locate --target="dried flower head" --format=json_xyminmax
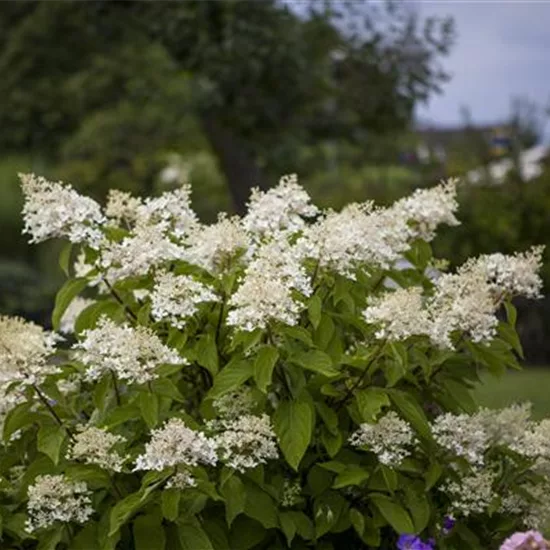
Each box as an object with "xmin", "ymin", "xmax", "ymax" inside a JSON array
[
  {"xmin": 20, "ymin": 173, "xmax": 104, "ymax": 247},
  {"xmin": 349, "ymin": 411, "xmax": 415, "ymax": 467},
  {"xmin": 26, "ymin": 475, "xmax": 93, "ymax": 532},
  {"xmin": 75, "ymin": 317, "xmax": 185, "ymax": 384},
  {"xmin": 135, "ymin": 418, "xmax": 217, "ymax": 472}
]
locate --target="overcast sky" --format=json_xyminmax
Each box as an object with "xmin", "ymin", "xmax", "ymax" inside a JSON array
[{"xmin": 415, "ymin": 0, "xmax": 550, "ymax": 135}]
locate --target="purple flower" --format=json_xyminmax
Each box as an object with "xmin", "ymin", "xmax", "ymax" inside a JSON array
[
  {"xmin": 397, "ymin": 534, "xmax": 435, "ymax": 550},
  {"xmin": 442, "ymin": 516, "xmax": 455, "ymax": 534},
  {"xmin": 500, "ymin": 531, "xmax": 547, "ymax": 550}
]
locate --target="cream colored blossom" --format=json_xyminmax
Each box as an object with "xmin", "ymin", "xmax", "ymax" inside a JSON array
[
  {"xmin": 350, "ymin": 411, "xmax": 415, "ymax": 467},
  {"xmin": 135, "ymin": 418, "xmax": 217, "ymax": 472},
  {"xmin": 75, "ymin": 317, "xmax": 185, "ymax": 384},
  {"xmin": 67, "ymin": 426, "xmax": 127, "ymax": 472},
  {"xmin": 183, "ymin": 214, "xmax": 250, "ymax": 274},
  {"xmin": 0, "ymin": 316, "xmax": 59, "ymax": 389},
  {"xmin": 243, "ymin": 174, "xmax": 318, "ymax": 239},
  {"xmin": 227, "ymin": 239, "xmax": 311, "ymax": 331},
  {"xmin": 150, "ymin": 271, "xmax": 218, "ymax": 328},
  {"xmin": 98, "ymin": 222, "xmax": 185, "ymax": 282},
  {"xmin": 105, "ymin": 189, "xmax": 142, "ymax": 226},
  {"xmin": 363, "ymin": 287, "xmax": 431, "ymax": 341},
  {"xmin": 212, "ymin": 413, "xmax": 279, "ymax": 472},
  {"xmin": 26, "ymin": 475, "xmax": 93, "ymax": 532},
  {"xmin": 20, "ymin": 173, "xmax": 104, "ymax": 247},
  {"xmin": 442, "ymin": 469, "xmax": 496, "ymax": 517},
  {"xmin": 391, "ymin": 178, "xmax": 460, "ymax": 241}
]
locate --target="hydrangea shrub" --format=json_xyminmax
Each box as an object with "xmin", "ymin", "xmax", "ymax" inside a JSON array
[{"xmin": 0, "ymin": 173, "xmax": 548, "ymax": 549}]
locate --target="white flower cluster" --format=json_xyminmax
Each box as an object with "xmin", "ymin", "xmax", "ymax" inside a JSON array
[
  {"xmin": 67, "ymin": 426, "xmax": 127, "ymax": 472},
  {"xmin": 59, "ymin": 296, "xmax": 94, "ymax": 334},
  {"xmin": 432, "ymin": 412, "xmax": 490, "ymax": 466},
  {"xmin": 243, "ymin": 174, "xmax": 318, "ymax": 239},
  {"xmin": 363, "ymin": 246, "xmax": 543, "ymax": 349},
  {"xmin": 182, "ymin": 214, "xmax": 250, "ymax": 274},
  {"xmin": 137, "ymin": 186, "xmax": 198, "ymax": 240},
  {"xmin": 20, "ymin": 173, "xmax": 104, "ymax": 247},
  {"xmin": 0, "ymin": 387, "xmax": 25, "ymax": 440},
  {"xmin": 363, "ymin": 287, "xmax": 431, "ymax": 341},
  {"xmin": 105, "ymin": 189, "xmax": 142, "ymax": 226},
  {"xmin": 98, "ymin": 222, "xmax": 185, "ymax": 282},
  {"xmin": 298, "ymin": 202, "xmax": 410, "ymax": 279},
  {"xmin": 465, "ymin": 246, "xmax": 545, "ymax": 300},
  {"xmin": 349, "ymin": 411, "xmax": 415, "ymax": 467},
  {"xmin": 442, "ymin": 469, "xmax": 496, "ymax": 517},
  {"xmin": 0, "ymin": 316, "xmax": 59, "ymax": 389},
  {"xmin": 391, "ymin": 178, "xmax": 460, "ymax": 241},
  {"xmin": 281, "ymin": 479, "xmax": 302, "ymax": 508},
  {"xmin": 75, "ymin": 317, "xmax": 185, "ymax": 384},
  {"xmin": 135, "ymin": 418, "xmax": 217, "ymax": 472},
  {"xmin": 26, "ymin": 475, "xmax": 94, "ymax": 532},
  {"xmin": 150, "ymin": 271, "xmax": 218, "ymax": 328},
  {"xmin": 212, "ymin": 413, "xmax": 279, "ymax": 473},
  {"xmin": 227, "ymin": 239, "xmax": 312, "ymax": 331}
]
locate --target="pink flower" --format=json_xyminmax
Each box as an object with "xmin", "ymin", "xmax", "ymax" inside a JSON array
[{"xmin": 500, "ymin": 531, "xmax": 547, "ymax": 550}]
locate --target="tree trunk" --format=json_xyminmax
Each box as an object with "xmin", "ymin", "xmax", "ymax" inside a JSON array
[{"xmin": 201, "ymin": 115, "xmax": 267, "ymax": 215}]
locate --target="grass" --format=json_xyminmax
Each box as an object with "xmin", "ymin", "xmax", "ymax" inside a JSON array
[{"xmin": 473, "ymin": 367, "xmax": 550, "ymax": 419}]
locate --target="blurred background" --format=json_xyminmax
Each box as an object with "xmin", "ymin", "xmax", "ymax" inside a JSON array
[{"xmin": 0, "ymin": 1, "xmax": 549, "ymax": 410}]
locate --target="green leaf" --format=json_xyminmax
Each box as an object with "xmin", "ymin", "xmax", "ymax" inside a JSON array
[
  {"xmin": 37, "ymin": 424, "xmax": 66, "ymax": 465},
  {"xmin": 279, "ymin": 512, "xmax": 297, "ymax": 546},
  {"xmin": 65, "ymin": 464, "xmax": 111, "ymax": 489},
  {"xmin": 109, "ymin": 485, "xmax": 157, "ymax": 536},
  {"xmin": 425, "ymin": 462, "xmax": 443, "ymax": 490},
  {"xmin": 439, "ymin": 378, "xmax": 476, "ymax": 413},
  {"xmin": 220, "ymin": 475, "xmax": 246, "ymax": 527},
  {"xmin": 229, "ymin": 517, "xmax": 266, "ymax": 550},
  {"xmin": 498, "ymin": 322, "xmax": 524, "ymax": 358},
  {"xmin": 178, "ymin": 517, "xmax": 214, "ymax": 550},
  {"xmin": 504, "ymin": 301, "xmax": 517, "ymax": 327},
  {"xmin": 133, "ymin": 514, "xmax": 166, "ymax": 550},
  {"xmin": 349, "ymin": 508, "xmax": 365, "ymax": 537},
  {"xmin": 253, "ymin": 345, "xmax": 279, "ymax": 393},
  {"xmin": 315, "ymin": 401, "xmax": 339, "ymax": 434},
  {"xmin": 71, "ymin": 522, "xmax": 100, "ymax": 550},
  {"xmin": 290, "ymin": 350, "xmax": 339, "ymax": 377},
  {"xmin": 196, "ymin": 334, "xmax": 219, "ymax": 376},
  {"xmin": 58, "ymin": 242, "xmax": 73, "ymax": 277},
  {"xmin": 314, "ymin": 491, "xmax": 347, "ymax": 537},
  {"xmin": 308, "ymin": 295, "xmax": 322, "ymax": 329},
  {"xmin": 273, "ymin": 398, "xmax": 314, "ymax": 470},
  {"xmin": 370, "ymin": 493, "xmax": 414, "ymax": 534},
  {"xmin": 208, "ymin": 359, "xmax": 254, "ymax": 399},
  {"xmin": 354, "ymin": 388, "xmax": 390, "ymax": 422},
  {"xmin": 242, "ymin": 481, "xmax": 278, "ymax": 529},
  {"xmin": 51, "ymin": 277, "xmax": 89, "ymax": 331},
  {"xmin": 389, "ymin": 390, "xmax": 432, "ymax": 440},
  {"xmin": 3, "ymin": 402, "xmax": 37, "ymax": 441},
  {"xmin": 74, "ymin": 300, "xmax": 122, "ymax": 334},
  {"xmin": 279, "ymin": 325, "xmax": 314, "ymax": 346},
  {"xmin": 37, "ymin": 526, "xmax": 63, "ymax": 550},
  {"xmin": 333, "ymin": 465, "xmax": 370, "ymax": 489},
  {"xmin": 321, "ymin": 428, "xmax": 343, "ymax": 458},
  {"xmin": 150, "ymin": 378, "xmax": 185, "ymax": 403},
  {"xmin": 102, "ymin": 403, "xmax": 141, "ymax": 429},
  {"xmin": 139, "ymin": 392, "xmax": 159, "ymax": 429},
  {"xmin": 403, "ymin": 483, "xmax": 431, "ymax": 533},
  {"xmin": 405, "ymin": 240, "xmax": 432, "ymax": 270},
  {"xmin": 314, "ymin": 315, "xmax": 335, "ymax": 349},
  {"xmin": 161, "ymin": 489, "xmax": 181, "ymax": 522}
]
